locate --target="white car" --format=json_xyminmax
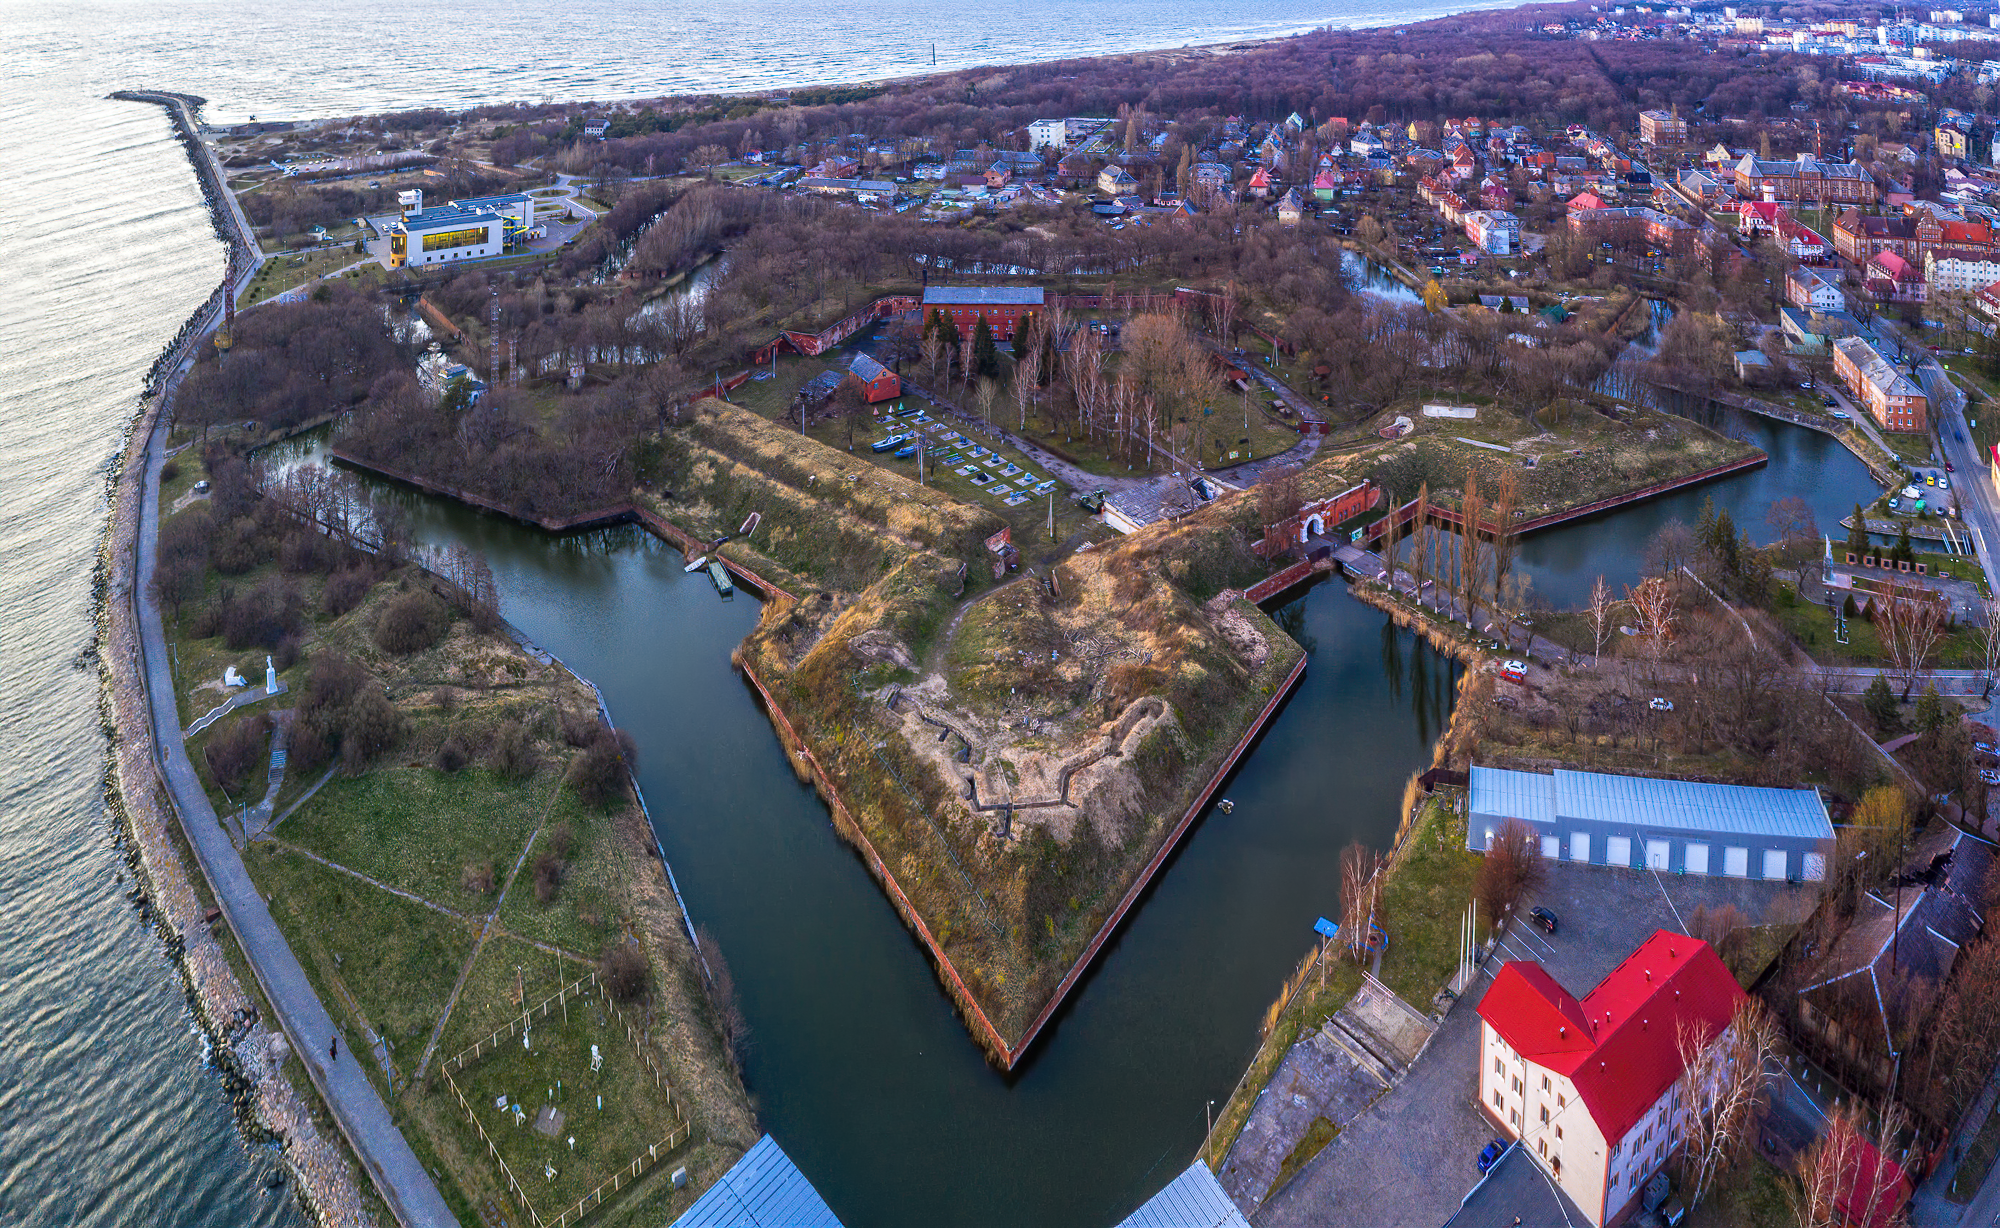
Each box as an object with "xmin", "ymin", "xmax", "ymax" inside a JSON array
[
  {"xmin": 1649, "ymin": 697, "xmax": 1674, "ymax": 712},
  {"xmin": 1903, "ymin": 485, "xmax": 1922, "ymax": 499},
  {"xmin": 1982, "ymin": 769, "xmax": 2000, "ymax": 787},
  {"xmin": 1500, "ymin": 659, "xmax": 1527, "ymax": 679}
]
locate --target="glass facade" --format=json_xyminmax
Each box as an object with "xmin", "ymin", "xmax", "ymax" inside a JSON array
[{"xmin": 420, "ymin": 226, "xmax": 489, "ymax": 253}]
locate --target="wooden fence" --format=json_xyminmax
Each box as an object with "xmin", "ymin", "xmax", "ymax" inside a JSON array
[{"xmin": 440, "ymin": 969, "xmax": 692, "ymax": 1228}]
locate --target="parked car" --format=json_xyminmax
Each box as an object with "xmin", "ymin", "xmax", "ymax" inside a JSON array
[
  {"xmin": 1926, "ymin": 475, "xmax": 1937, "ymax": 487},
  {"xmin": 1500, "ymin": 659, "xmax": 1527, "ymax": 680},
  {"xmin": 1822, "ymin": 397, "xmax": 1838, "ymax": 408},
  {"xmin": 1478, "ymin": 1140, "xmax": 1506, "ymax": 1175},
  {"xmin": 1982, "ymin": 769, "xmax": 2000, "ymax": 787},
  {"xmin": 1829, "ymin": 410, "xmax": 1850, "ymax": 420},
  {"xmin": 192, "ymin": 479, "xmax": 211, "ymax": 494},
  {"xmin": 1974, "ymin": 741, "xmax": 1996, "ymax": 756},
  {"xmin": 1947, "ymin": 460, "xmax": 1956, "ymax": 472},
  {"xmin": 1649, "ymin": 697, "xmax": 1674, "ymax": 712},
  {"xmin": 1531, "ymin": 907, "xmax": 1560, "ymax": 935},
  {"xmin": 1904, "ymin": 485, "xmax": 1922, "ymax": 499}
]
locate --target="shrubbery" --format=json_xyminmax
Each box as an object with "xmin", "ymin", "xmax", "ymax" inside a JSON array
[{"xmin": 374, "ymin": 589, "xmax": 450, "ymax": 654}]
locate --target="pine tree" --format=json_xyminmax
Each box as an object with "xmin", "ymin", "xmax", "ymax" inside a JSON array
[
  {"xmin": 1863, "ymin": 675, "xmax": 1900, "ymax": 736},
  {"xmin": 1847, "ymin": 502, "xmax": 1869, "ymax": 559},
  {"xmin": 1895, "ymin": 522, "xmax": 1915, "ymax": 565},
  {"xmin": 973, "ymin": 315, "xmax": 998, "ymax": 378}
]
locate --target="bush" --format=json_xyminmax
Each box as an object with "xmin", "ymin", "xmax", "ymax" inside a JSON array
[
  {"xmin": 599, "ymin": 943, "xmax": 648, "ymax": 1003},
  {"xmin": 567, "ymin": 728, "xmax": 633, "ymax": 809},
  {"xmin": 373, "ymin": 590, "xmax": 450, "ymax": 655},
  {"xmin": 549, "ymin": 821, "xmax": 576, "ymax": 860},
  {"xmin": 279, "ymin": 525, "xmax": 342, "ymax": 574},
  {"xmin": 489, "ymin": 720, "xmax": 538, "ymax": 782},
  {"xmin": 434, "ymin": 734, "xmax": 468, "ymax": 773},
  {"xmin": 161, "ymin": 459, "xmax": 181, "ymax": 482},
  {"xmin": 532, "ymin": 850, "xmax": 564, "ymax": 903},
  {"xmin": 204, "ymin": 713, "xmax": 272, "ymax": 795},
  {"xmin": 321, "ymin": 567, "xmax": 375, "ymax": 617},
  {"xmin": 273, "ymin": 634, "xmax": 302, "ymax": 672},
  {"xmin": 221, "ymin": 577, "xmax": 304, "ymax": 649},
  {"xmin": 560, "ymin": 708, "xmax": 600, "ymax": 748},
  {"xmin": 211, "ymin": 515, "xmax": 268, "ymax": 576}
]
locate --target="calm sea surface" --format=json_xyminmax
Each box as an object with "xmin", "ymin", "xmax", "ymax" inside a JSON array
[{"xmin": 0, "ymin": 4, "xmax": 1880, "ymax": 1225}]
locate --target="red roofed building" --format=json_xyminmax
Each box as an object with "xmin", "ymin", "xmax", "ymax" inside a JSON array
[{"xmin": 1478, "ymin": 930, "xmax": 1747, "ymax": 1227}]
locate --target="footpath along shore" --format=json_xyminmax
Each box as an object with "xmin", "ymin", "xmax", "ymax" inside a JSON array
[{"xmin": 106, "ymin": 89, "xmax": 456, "ymax": 1227}]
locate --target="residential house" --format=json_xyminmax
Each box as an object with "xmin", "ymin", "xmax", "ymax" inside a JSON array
[
  {"xmin": 1833, "ymin": 202, "xmax": 2000, "ymax": 263},
  {"xmin": 1259, "ymin": 135, "xmax": 1287, "ymax": 172},
  {"xmin": 1791, "ymin": 826, "xmax": 1994, "ymax": 1105},
  {"xmin": 1311, "ymin": 169, "xmax": 1341, "ymax": 202},
  {"xmin": 1097, "ymin": 165, "xmax": 1137, "ymax": 196},
  {"xmin": 1865, "ymin": 249, "xmax": 1926, "ymax": 302},
  {"xmin": 1938, "ymin": 123, "xmax": 1970, "ymax": 160},
  {"xmin": 1787, "ymin": 266, "xmax": 1846, "ymax": 311},
  {"xmin": 1246, "ymin": 167, "xmax": 1273, "ymax": 199},
  {"xmin": 1478, "ymin": 930, "xmax": 1746, "ymax": 1228},
  {"xmin": 1833, "ymin": 334, "xmax": 1929, "ymax": 431},
  {"xmin": 1275, "ymin": 188, "xmax": 1304, "ymax": 226},
  {"xmin": 1638, "ymin": 109, "xmax": 1689, "ymax": 144},
  {"xmin": 1925, "ymin": 246, "xmax": 2000, "ymax": 292},
  {"xmin": 1465, "ymin": 210, "xmax": 1520, "ymax": 254}
]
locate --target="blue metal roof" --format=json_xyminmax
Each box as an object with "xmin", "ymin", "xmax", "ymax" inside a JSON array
[
  {"xmin": 450, "ymin": 192, "xmax": 532, "ymax": 210},
  {"xmin": 1116, "ymin": 1161, "xmax": 1250, "ymax": 1228},
  {"xmin": 922, "ymin": 286, "xmax": 1046, "ymax": 306},
  {"xmin": 847, "ymin": 352, "xmax": 892, "ymax": 382},
  {"xmin": 670, "ymin": 1135, "xmax": 843, "ymax": 1228},
  {"xmin": 398, "ymin": 205, "xmax": 503, "ymax": 234},
  {"xmin": 1555, "ymin": 769, "xmax": 1831, "ymax": 840},
  {"xmin": 1468, "ymin": 766, "xmax": 1553, "ymax": 828},
  {"xmin": 1469, "ymin": 765, "xmax": 1831, "ymax": 842}
]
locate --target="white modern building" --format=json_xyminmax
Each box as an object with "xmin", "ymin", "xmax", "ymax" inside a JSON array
[
  {"xmin": 1465, "ymin": 209, "xmax": 1521, "ymax": 254},
  {"xmin": 1028, "ymin": 119, "xmax": 1069, "ymax": 152},
  {"xmin": 390, "ymin": 203, "xmax": 505, "ymax": 268},
  {"xmin": 1468, "ymin": 765, "xmax": 1831, "ymax": 881}
]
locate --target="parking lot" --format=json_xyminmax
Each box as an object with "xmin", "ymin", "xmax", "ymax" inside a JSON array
[{"xmin": 1254, "ymin": 861, "xmax": 1795, "ymax": 1227}]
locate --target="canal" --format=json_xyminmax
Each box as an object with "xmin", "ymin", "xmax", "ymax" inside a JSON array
[
  {"xmin": 277, "ymin": 443, "xmax": 1459, "ymax": 1226},
  {"xmin": 270, "ymin": 382, "xmax": 1885, "ymax": 1224}
]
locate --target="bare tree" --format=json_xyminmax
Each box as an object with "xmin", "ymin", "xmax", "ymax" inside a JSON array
[
  {"xmin": 1338, "ymin": 841, "xmax": 1383, "ymax": 963},
  {"xmin": 1589, "ymin": 574, "xmax": 1614, "ymax": 667},
  {"xmin": 1786, "ymin": 1101, "xmax": 1910, "ymax": 1228},
  {"xmin": 1257, "ymin": 466, "xmax": 1304, "ymax": 560},
  {"xmin": 1980, "ymin": 595, "xmax": 2000, "ymax": 701},
  {"xmin": 975, "ymin": 375, "xmax": 999, "ymax": 424},
  {"xmin": 1011, "ymin": 360, "xmax": 1034, "ymax": 433},
  {"xmin": 1627, "ymin": 576, "xmax": 1679, "ymax": 680},
  {"xmin": 1490, "ymin": 469, "xmax": 1522, "ymax": 647},
  {"xmin": 1474, "ymin": 816, "xmax": 1546, "ymax": 928},
  {"xmin": 1877, "ymin": 580, "xmax": 1948, "ymax": 700},
  {"xmin": 1676, "ymin": 996, "xmax": 1780, "ymax": 1211}
]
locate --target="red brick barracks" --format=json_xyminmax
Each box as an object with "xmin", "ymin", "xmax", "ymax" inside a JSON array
[{"xmin": 922, "ymin": 286, "xmax": 1045, "ymax": 340}]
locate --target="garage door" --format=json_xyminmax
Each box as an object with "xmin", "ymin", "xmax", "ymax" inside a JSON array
[
  {"xmin": 1541, "ymin": 836, "xmax": 1562, "ymax": 860},
  {"xmin": 1763, "ymin": 849, "xmax": 1789, "ymax": 881},
  {"xmin": 1646, "ymin": 840, "xmax": 1671, "ymax": 870},
  {"xmin": 1685, "ymin": 843, "xmax": 1710, "ymax": 875},
  {"xmin": 1724, "ymin": 847, "xmax": 1750, "ymax": 878},
  {"xmin": 1570, "ymin": 832, "xmax": 1591, "ymax": 862},
  {"xmin": 1606, "ymin": 836, "xmax": 1632, "ymax": 867},
  {"xmin": 1802, "ymin": 852, "xmax": 1826, "ymax": 882}
]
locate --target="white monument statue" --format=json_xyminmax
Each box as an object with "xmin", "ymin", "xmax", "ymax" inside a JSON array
[
  {"xmin": 264, "ymin": 654, "xmax": 277, "ymax": 695},
  {"xmin": 590, "ymin": 1044, "xmax": 603, "ymax": 1072}
]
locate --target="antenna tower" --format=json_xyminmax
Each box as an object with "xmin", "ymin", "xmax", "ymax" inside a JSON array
[{"xmin": 489, "ymin": 288, "xmax": 502, "ymax": 388}]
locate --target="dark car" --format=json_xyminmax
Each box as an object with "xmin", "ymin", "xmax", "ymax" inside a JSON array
[
  {"xmin": 1478, "ymin": 1139, "xmax": 1506, "ymax": 1175},
  {"xmin": 1531, "ymin": 906, "xmax": 1560, "ymax": 935}
]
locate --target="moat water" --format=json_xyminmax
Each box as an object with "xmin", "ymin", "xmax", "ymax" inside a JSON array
[{"xmin": 2, "ymin": 9, "xmax": 1894, "ymax": 1224}]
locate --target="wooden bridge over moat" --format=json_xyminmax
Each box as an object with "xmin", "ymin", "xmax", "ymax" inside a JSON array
[{"xmin": 1243, "ymin": 451, "xmax": 1768, "ymax": 605}]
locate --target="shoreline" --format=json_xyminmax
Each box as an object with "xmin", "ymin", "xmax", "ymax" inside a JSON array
[{"xmin": 104, "ymin": 89, "xmax": 375, "ymax": 1228}]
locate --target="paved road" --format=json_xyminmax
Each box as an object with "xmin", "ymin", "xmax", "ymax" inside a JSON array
[
  {"xmin": 135, "ymin": 408, "xmax": 458, "ymax": 1228},
  {"xmin": 1870, "ymin": 320, "xmax": 2000, "ymax": 595},
  {"xmin": 139, "ymin": 103, "xmax": 459, "ymax": 1228}
]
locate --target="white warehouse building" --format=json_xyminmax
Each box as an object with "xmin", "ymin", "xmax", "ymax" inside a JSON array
[{"xmin": 1467, "ymin": 765, "xmax": 1831, "ymax": 881}]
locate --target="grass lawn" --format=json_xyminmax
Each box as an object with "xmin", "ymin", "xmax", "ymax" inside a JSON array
[
  {"xmin": 281, "ymin": 766, "xmax": 562, "ymax": 909},
  {"xmin": 253, "ymin": 845, "xmax": 477, "ymax": 1073},
  {"xmin": 242, "ymin": 245, "xmax": 372, "ymax": 306},
  {"xmin": 1881, "ymin": 430, "xmax": 1937, "ymax": 466},
  {"xmin": 497, "ymin": 788, "xmax": 624, "ymax": 957},
  {"xmin": 1766, "ymin": 582, "xmax": 1990, "ymax": 666},
  {"xmin": 1690, "ymin": 1157, "xmax": 1793, "ymax": 1228}
]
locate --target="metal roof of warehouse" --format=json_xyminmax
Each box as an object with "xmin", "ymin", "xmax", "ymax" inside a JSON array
[
  {"xmin": 1116, "ymin": 1160, "xmax": 1250, "ymax": 1228},
  {"xmin": 670, "ymin": 1135, "xmax": 843, "ymax": 1228},
  {"xmin": 921, "ymin": 286, "xmax": 1046, "ymax": 305},
  {"xmin": 1470, "ymin": 765, "xmax": 1832, "ymax": 840}
]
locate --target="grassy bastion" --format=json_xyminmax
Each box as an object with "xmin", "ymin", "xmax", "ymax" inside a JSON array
[{"xmin": 640, "ymin": 403, "xmax": 1308, "ymax": 1065}]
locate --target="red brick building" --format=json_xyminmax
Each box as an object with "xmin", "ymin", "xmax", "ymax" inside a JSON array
[
  {"xmin": 922, "ymin": 286, "xmax": 1045, "ymax": 341},
  {"xmin": 844, "ymin": 352, "xmax": 901, "ymax": 403}
]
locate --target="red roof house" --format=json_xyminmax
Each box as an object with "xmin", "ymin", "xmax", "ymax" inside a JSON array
[{"xmin": 1478, "ymin": 929, "xmax": 1746, "ymax": 1227}]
